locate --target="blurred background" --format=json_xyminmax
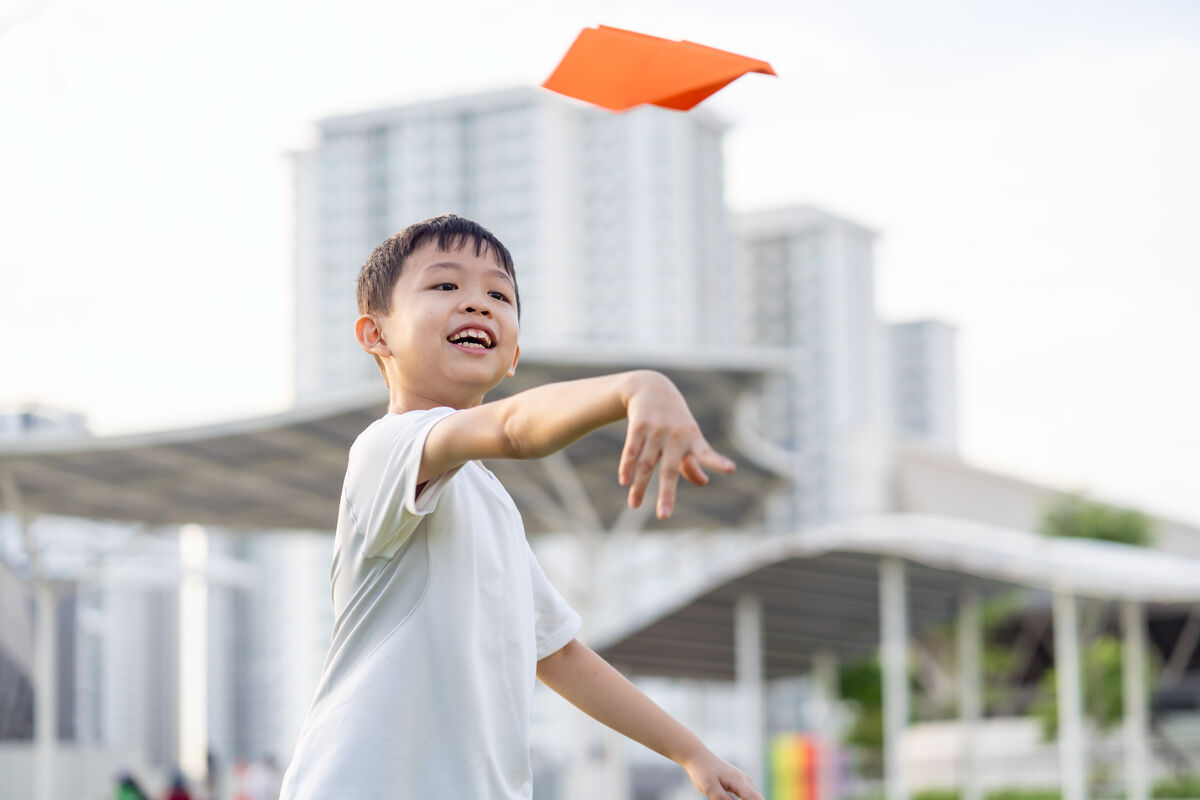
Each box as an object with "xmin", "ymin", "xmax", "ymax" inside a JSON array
[{"xmin": 1, "ymin": 1, "xmax": 1199, "ymax": 799}]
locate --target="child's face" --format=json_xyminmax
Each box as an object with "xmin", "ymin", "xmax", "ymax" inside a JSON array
[{"xmin": 377, "ymin": 241, "xmax": 520, "ymax": 407}]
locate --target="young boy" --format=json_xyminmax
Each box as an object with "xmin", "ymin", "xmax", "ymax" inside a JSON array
[{"xmin": 279, "ymin": 215, "xmax": 762, "ymax": 800}]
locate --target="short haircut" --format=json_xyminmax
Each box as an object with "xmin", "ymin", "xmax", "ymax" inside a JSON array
[{"xmin": 357, "ymin": 214, "xmax": 520, "ymax": 382}]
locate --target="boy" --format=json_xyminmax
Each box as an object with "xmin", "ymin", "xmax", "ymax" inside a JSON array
[{"xmin": 280, "ymin": 215, "xmax": 762, "ymax": 800}]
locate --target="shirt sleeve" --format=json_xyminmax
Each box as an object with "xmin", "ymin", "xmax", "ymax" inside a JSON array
[
  {"xmin": 345, "ymin": 407, "xmax": 463, "ymax": 559},
  {"xmin": 526, "ymin": 542, "xmax": 582, "ymax": 660}
]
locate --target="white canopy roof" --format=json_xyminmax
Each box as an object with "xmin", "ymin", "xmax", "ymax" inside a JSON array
[
  {"xmin": 806, "ymin": 514, "xmax": 1200, "ymax": 604},
  {"xmin": 0, "ymin": 347, "xmax": 789, "ymax": 534},
  {"xmin": 592, "ymin": 513, "xmax": 1200, "ymax": 679}
]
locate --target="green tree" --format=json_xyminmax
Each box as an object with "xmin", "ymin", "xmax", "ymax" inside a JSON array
[
  {"xmin": 839, "ymin": 658, "xmax": 884, "ymax": 751},
  {"xmin": 1032, "ymin": 634, "xmax": 1131, "ymax": 739},
  {"xmin": 1040, "ymin": 494, "xmax": 1155, "ymax": 547}
]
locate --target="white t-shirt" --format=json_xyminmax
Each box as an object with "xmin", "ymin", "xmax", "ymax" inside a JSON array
[{"xmin": 280, "ymin": 407, "xmax": 581, "ymax": 800}]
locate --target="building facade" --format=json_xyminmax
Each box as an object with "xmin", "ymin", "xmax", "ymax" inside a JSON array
[
  {"xmin": 732, "ymin": 206, "xmax": 892, "ymax": 527},
  {"xmin": 292, "ymin": 87, "xmax": 733, "ymax": 398},
  {"xmin": 888, "ymin": 319, "xmax": 959, "ymax": 452}
]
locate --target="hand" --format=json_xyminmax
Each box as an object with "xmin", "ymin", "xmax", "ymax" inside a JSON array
[
  {"xmin": 682, "ymin": 749, "xmax": 763, "ymax": 800},
  {"xmin": 618, "ymin": 371, "xmax": 735, "ymax": 519}
]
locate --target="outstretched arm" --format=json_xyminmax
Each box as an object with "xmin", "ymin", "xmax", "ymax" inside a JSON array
[
  {"xmin": 537, "ymin": 639, "xmax": 763, "ymax": 800},
  {"xmin": 419, "ymin": 370, "xmax": 734, "ymax": 519}
]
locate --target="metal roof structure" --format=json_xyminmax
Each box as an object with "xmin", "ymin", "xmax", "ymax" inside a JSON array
[
  {"xmin": 0, "ymin": 347, "xmax": 790, "ymax": 534},
  {"xmin": 587, "ymin": 513, "xmax": 1200, "ymax": 800},
  {"xmin": 592, "ymin": 514, "xmax": 1200, "ymax": 680}
]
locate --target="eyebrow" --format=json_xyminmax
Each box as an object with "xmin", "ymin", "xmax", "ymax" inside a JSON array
[{"xmin": 423, "ymin": 260, "xmax": 515, "ymax": 288}]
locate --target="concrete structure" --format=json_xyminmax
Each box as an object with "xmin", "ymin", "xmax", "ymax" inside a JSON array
[
  {"xmin": 888, "ymin": 320, "xmax": 958, "ymax": 451},
  {"xmin": 230, "ymin": 530, "xmax": 333, "ymax": 763},
  {"xmin": 292, "ymin": 87, "xmax": 733, "ymax": 398},
  {"xmin": 0, "ymin": 408, "xmax": 87, "ymax": 754},
  {"xmin": 0, "ymin": 406, "xmax": 88, "ymax": 441},
  {"xmin": 893, "ymin": 441, "xmax": 1200, "ymax": 558},
  {"xmin": 733, "ymin": 205, "xmax": 891, "ymax": 528}
]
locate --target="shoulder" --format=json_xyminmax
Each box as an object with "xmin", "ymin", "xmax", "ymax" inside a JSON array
[{"xmin": 351, "ymin": 408, "xmax": 456, "ymax": 455}]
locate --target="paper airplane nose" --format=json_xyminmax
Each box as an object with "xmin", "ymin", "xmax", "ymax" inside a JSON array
[{"xmin": 542, "ymin": 25, "xmax": 776, "ymax": 112}]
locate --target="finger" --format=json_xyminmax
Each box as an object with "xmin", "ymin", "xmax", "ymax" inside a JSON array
[
  {"xmin": 680, "ymin": 452, "xmax": 710, "ymax": 486},
  {"xmin": 618, "ymin": 422, "xmax": 646, "ymax": 487},
  {"xmin": 697, "ymin": 442, "xmax": 736, "ymax": 474},
  {"xmin": 655, "ymin": 442, "xmax": 686, "ymax": 519},
  {"xmin": 705, "ymin": 784, "xmax": 734, "ymax": 800},
  {"xmin": 724, "ymin": 775, "xmax": 763, "ymax": 800},
  {"xmin": 627, "ymin": 434, "xmax": 663, "ymax": 509}
]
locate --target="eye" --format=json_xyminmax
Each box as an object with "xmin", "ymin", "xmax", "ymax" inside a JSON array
[
  {"xmin": 433, "ymin": 282, "xmax": 457, "ymax": 291},
  {"xmin": 488, "ymin": 291, "xmax": 510, "ymax": 302}
]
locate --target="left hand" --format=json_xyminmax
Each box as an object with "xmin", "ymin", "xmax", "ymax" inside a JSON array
[{"xmin": 682, "ymin": 749, "xmax": 763, "ymax": 800}]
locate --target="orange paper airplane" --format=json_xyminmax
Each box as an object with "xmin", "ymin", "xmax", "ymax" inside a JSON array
[{"xmin": 542, "ymin": 25, "xmax": 776, "ymax": 112}]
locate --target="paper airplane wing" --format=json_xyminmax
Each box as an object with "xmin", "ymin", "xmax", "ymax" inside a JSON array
[{"xmin": 542, "ymin": 25, "xmax": 775, "ymax": 112}]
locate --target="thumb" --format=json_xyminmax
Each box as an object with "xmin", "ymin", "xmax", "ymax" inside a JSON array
[{"xmin": 701, "ymin": 781, "xmax": 735, "ymax": 800}]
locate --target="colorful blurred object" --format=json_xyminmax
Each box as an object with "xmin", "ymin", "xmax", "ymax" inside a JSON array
[
  {"xmin": 542, "ymin": 25, "xmax": 775, "ymax": 112},
  {"xmin": 769, "ymin": 733, "xmax": 823, "ymax": 800}
]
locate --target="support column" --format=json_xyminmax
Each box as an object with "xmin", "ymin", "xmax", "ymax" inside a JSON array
[
  {"xmin": 1053, "ymin": 589, "xmax": 1086, "ymax": 800},
  {"xmin": 179, "ymin": 524, "xmax": 208, "ymax": 783},
  {"xmin": 813, "ymin": 649, "xmax": 839, "ymax": 800},
  {"xmin": 880, "ymin": 558, "xmax": 909, "ymax": 800},
  {"xmin": 1121, "ymin": 600, "xmax": 1149, "ymax": 800},
  {"xmin": 34, "ymin": 578, "xmax": 56, "ymax": 800},
  {"xmin": 3, "ymin": 466, "xmax": 54, "ymax": 800},
  {"xmin": 958, "ymin": 590, "xmax": 983, "ymax": 800},
  {"xmin": 736, "ymin": 593, "xmax": 765, "ymax": 790}
]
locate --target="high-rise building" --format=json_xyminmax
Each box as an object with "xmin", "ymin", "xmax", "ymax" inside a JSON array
[
  {"xmin": 231, "ymin": 530, "xmax": 334, "ymax": 763},
  {"xmin": 732, "ymin": 205, "xmax": 891, "ymax": 527},
  {"xmin": 0, "ymin": 407, "xmax": 87, "ymax": 742},
  {"xmin": 0, "ymin": 405, "xmax": 88, "ymax": 440},
  {"xmin": 888, "ymin": 320, "xmax": 959, "ymax": 452},
  {"xmin": 292, "ymin": 87, "xmax": 732, "ymax": 398}
]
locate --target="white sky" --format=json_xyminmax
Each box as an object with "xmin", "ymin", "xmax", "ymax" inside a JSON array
[{"xmin": 1, "ymin": 0, "xmax": 1198, "ymax": 524}]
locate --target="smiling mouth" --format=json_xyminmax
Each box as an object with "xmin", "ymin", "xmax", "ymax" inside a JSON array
[{"xmin": 447, "ymin": 328, "xmax": 494, "ymax": 349}]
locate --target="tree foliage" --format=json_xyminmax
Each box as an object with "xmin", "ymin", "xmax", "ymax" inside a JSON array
[
  {"xmin": 1040, "ymin": 494, "xmax": 1155, "ymax": 547},
  {"xmin": 1032, "ymin": 634, "xmax": 1132, "ymax": 739},
  {"xmin": 838, "ymin": 658, "xmax": 884, "ymax": 750}
]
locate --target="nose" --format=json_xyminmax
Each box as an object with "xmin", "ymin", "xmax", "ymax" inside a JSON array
[{"xmin": 461, "ymin": 295, "xmax": 493, "ymax": 317}]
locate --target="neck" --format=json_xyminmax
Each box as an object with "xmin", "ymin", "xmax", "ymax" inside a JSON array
[{"xmin": 386, "ymin": 383, "xmax": 485, "ymax": 415}]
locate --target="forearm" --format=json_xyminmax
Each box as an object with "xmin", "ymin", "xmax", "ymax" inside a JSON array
[
  {"xmin": 537, "ymin": 639, "xmax": 708, "ymax": 767},
  {"xmin": 419, "ymin": 370, "xmax": 670, "ymax": 484},
  {"xmin": 495, "ymin": 370, "xmax": 649, "ymax": 459},
  {"xmin": 420, "ymin": 367, "xmax": 731, "ymax": 517}
]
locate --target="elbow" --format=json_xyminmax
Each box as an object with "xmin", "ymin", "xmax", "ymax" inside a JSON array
[
  {"xmin": 499, "ymin": 402, "xmax": 555, "ymax": 461},
  {"xmin": 499, "ymin": 407, "xmax": 533, "ymax": 460},
  {"xmin": 536, "ymin": 638, "xmax": 579, "ymax": 682}
]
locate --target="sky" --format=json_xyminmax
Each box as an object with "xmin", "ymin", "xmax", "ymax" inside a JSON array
[{"xmin": 1, "ymin": 0, "xmax": 1198, "ymax": 524}]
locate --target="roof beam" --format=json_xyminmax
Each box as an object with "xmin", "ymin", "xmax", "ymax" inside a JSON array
[
  {"xmin": 1162, "ymin": 608, "xmax": 1200, "ymax": 684},
  {"xmin": 542, "ymin": 451, "xmax": 603, "ymax": 535}
]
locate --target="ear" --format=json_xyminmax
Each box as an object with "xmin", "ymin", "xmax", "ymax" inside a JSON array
[
  {"xmin": 355, "ymin": 315, "xmax": 391, "ymax": 356},
  {"xmin": 506, "ymin": 344, "xmax": 520, "ymax": 378}
]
